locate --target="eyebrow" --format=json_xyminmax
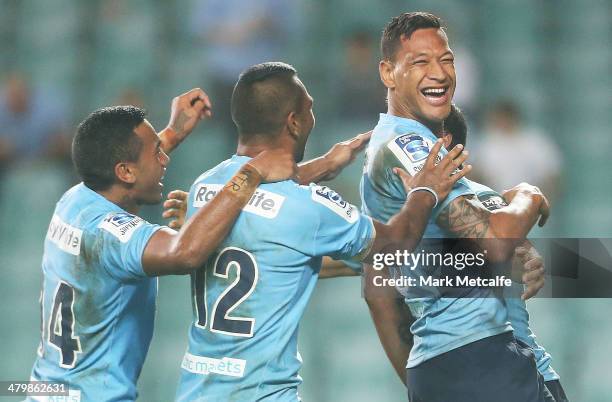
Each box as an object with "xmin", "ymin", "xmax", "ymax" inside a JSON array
[{"xmin": 412, "ymin": 50, "xmax": 454, "ymax": 58}]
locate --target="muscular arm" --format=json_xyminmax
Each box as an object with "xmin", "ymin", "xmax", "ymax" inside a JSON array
[
  {"xmin": 297, "ymin": 155, "xmax": 337, "ymax": 184},
  {"xmin": 296, "ymin": 131, "xmax": 371, "ymax": 184},
  {"xmin": 158, "ymin": 88, "xmax": 212, "ymax": 154},
  {"xmin": 143, "ymin": 151, "xmax": 295, "ymax": 276},
  {"xmin": 364, "ymin": 264, "xmax": 412, "ymax": 385},
  {"xmin": 142, "ymin": 163, "xmax": 262, "ymax": 276},
  {"xmin": 319, "ymin": 257, "xmax": 413, "ymax": 383},
  {"xmin": 366, "ymin": 191, "xmax": 436, "ymax": 260},
  {"xmin": 436, "ymin": 187, "xmax": 548, "ymax": 262},
  {"xmin": 319, "ymin": 257, "xmax": 359, "ymax": 279}
]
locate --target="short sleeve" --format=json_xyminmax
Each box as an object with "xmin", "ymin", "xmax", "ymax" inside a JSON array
[
  {"xmin": 383, "ymin": 133, "xmax": 475, "ymax": 219},
  {"xmin": 96, "ymin": 212, "xmax": 162, "ymax": 281},
  {"xmin": 310, "ymin": 185, "xmax": 375, "ymax": 261}
]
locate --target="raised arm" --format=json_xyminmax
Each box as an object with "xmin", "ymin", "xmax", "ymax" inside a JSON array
[
  {"xmin": 142, "ymin": 150, "xmax": 296, "ymax": 276},
  {"xmin": 158, "ymin": 88, "xmax": 213, "ymax": 154}
]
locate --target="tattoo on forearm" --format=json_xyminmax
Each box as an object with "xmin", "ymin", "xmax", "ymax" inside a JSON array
[
  {"xmin": 225, "ymin": 166, "xmax": 257, "ymax": 193},
  {"xmin": 437, "ymin": 195, "xmax": 491, "ymax": 238}
]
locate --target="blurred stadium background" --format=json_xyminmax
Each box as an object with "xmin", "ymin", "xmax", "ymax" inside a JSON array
[{"xmin": 1, "ymin": 0, "xmax": 611, "ymax": 401}]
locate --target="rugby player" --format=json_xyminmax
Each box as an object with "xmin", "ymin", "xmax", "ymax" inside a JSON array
[
  {"xmin": 26, "ymin": 87, "xmax": 371, "ymax": 402},
  {"xmin": 443, "ymin": 105, "xmax": 569, "ymax": 401},
  {"xmin": 361, "ymin": 12, "xmax": 553, "ymax": 402},
  {"xmin": 175, "ymin": 61, "xmax": 471, "ymax": 401}
]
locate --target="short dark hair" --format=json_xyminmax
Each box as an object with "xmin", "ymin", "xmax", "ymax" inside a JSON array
[
  {"xmin": 72, "ymin": 106, "xmax": 146, "ymax": 190},
  {"xmin": 444, "ymin": 104, "xmax": 467, "ymax": 149},
  {"xmin": 381, "ymin": 12, "xmax": 443, "ymax": 61},
  {"xmin": 231, "ymin": 62, "xmax": 302, "ymax": 137}
]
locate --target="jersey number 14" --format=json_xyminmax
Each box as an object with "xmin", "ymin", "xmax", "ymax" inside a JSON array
[{"xmin": 40, "ymin": 281, "xmax": 82, "ymax": 368}]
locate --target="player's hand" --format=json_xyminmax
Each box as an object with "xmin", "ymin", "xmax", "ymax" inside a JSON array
[
  {"xmin": 167, "ymin": 88, "xmax": 212, "ymax": 140},
  {"xmin": 512, "ymin": 245, "xmax": 545, "ymax": 300},
  {"xmin": 319, "ymin": 131, "xmax": 372, "ymax": 181},
  {"xmin": 162, "ymin": 190, "xmax": 189, "ymax": 230},
  {"xmin": 393, "ymin": 140, "xmax": 472, "ymax": 203},
  {"xmin": 502, "ymin": 183, "xmax": 550, "ymax": 227},
  {"xmin": 247, "ymin": 149, "xmax": 298, "ymax": 183}
]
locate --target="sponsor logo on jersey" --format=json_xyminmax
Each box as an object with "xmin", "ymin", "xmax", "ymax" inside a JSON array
[
  {"xmin": 477, "ymin": 192, "xmax": 508, "ymax": 211},
  {"xmin": 98, "ymin": 212, "xmax": 144, "ymax": 243},
  {"xmin": 311, "ymin": 185, "xmax": 358, "ymax": 223},
  {"xmin": 193, "ymin": 183, "xmax": 285, "ymax": 219},
  {"xmin": 387, "ymin": 133, "xmax": 441, "ymax": 176},
  {"xmin": 181, "ymin": 352, "xmax": 246, "ymax": 377},
  {"xmin": 397, "ymin": 134, "xmax": 431, "ymax": 162},
  {"xmin": 47, "ymin": 214, "xmax": 82, "ymax": 256}
]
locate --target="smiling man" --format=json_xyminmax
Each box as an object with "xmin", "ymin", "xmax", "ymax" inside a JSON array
[
  {"xmin": 175, "ymin": 62, "xmax": 471, "ymax": 402},
  {"xmin": 27, "ymin": 89, "xmax": 298, "ymax": 402},
  {"xmin": 361, "ymin": 12, "xmax": 553, "ymax": 402}
]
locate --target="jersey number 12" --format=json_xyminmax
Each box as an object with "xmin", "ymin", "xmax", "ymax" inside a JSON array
[{"xmin": 193, "ymin": 247, "xmax": 259, "ymax": 337}]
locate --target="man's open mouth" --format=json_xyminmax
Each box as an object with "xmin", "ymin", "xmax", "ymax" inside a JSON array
[{"xmin": 420, "ymin": 86, "xmax": 450, "ymax": 106}]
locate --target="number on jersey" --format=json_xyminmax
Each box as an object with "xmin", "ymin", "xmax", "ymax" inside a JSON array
[
  {"xmin": 193, "ymin": 247, "xmax": 259, "ymax": 337},
  {"xmin": 48, "ymin": 282, "xmax": 82, "ymax": 368}
]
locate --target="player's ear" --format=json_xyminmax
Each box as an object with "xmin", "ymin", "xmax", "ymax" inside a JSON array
[
  {"xmin": 286, "ymin": 111, "xmax": 300, "ymax": 140},
  {"xmin": 379, "ymin": 59, "xmax": 395, "ymax": 89},
  {"xmin": 115, "ymin": 162, "xmax": 137, "ymax": 184}
]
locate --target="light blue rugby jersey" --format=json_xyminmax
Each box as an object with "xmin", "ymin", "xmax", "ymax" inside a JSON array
[
  {"xmin": 177, "ymin": 155, "xmax": 375, "ymax": 402},
  {"xmin": 469, "ymin": 181, "xmax": 559, "ymax": 382},
  {"xmin": 361, "ymin": 113, "xmax": 512, "ymax": 368},
  {"xmin": 29, "ymin": 183, "xmax": 161, "ymax": 402}
]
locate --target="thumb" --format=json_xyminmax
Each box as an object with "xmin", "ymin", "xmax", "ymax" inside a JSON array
[{"xmin": 393, "ymin": 167, "xmax": 411, "ymax": 182}]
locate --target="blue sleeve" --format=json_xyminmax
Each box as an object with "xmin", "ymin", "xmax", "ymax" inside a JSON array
[
  {"xmin": 383, "ymin": 134, "xmax": 475, "ymax": 220},
  {"xmin": 309, "ymin": 185, "xmax": 375, "ymax": 260},
  {"xmin": 96, "ymin": 212, "xmax": 162, "ymax": 281}
]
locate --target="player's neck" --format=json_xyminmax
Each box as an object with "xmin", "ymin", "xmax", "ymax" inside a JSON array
[
  {"xmin": 387, "ymin": 102, "xmax": 443, "ymax": 135},
  {"xmin": 236, "ymin": 134, "xmax": 293, "ymax": 158},
  {"xmin": 98, "ymin": 187, "xmax": 140, "ymax": 214}
]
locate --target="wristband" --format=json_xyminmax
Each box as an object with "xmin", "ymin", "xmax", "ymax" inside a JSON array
[{"xmin": 407, "ymin": 187, "xmax": 439, "ymax": 208}]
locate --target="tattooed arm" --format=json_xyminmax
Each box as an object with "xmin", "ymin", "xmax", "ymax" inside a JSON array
[
  {"xmin": 159, "ymin": 88, "xmax": 213, "ymax": 154},
  {"xmin": 435, "ymin": 183, "xmax": 550, "ymax": 262}
]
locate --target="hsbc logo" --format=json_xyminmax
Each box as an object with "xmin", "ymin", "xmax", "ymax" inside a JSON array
[{"xmin": 193, "ymin": 184, "xmax": 285, "ymax": 219}]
